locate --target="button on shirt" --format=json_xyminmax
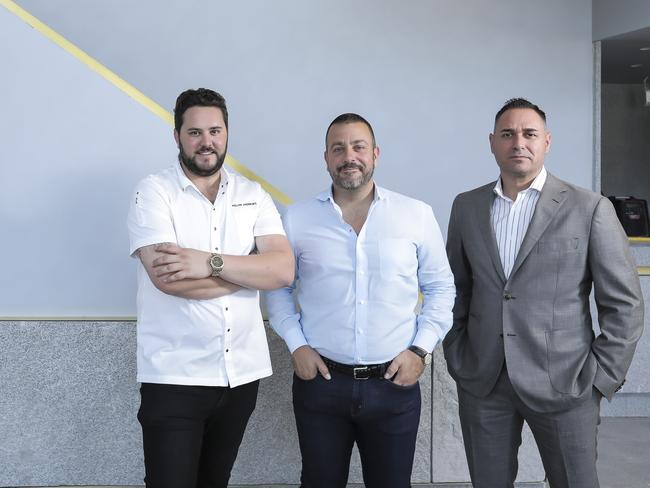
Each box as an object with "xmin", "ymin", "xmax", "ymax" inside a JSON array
[
  {"xmin": 127, "ymin": 163, "xmax": 285, "ymax": 387},
  {"xmin": 491, "ymin": 167, "xmax": 547, "ymax": 278},
  {"xmin": 266, "ymin": 185, "xmax": 455, "ymax": 365}
]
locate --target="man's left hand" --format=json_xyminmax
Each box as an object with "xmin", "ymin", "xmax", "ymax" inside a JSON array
[
  {"xmin": 384, "ymin": 349, "xmax": 426, "ymax": 386},
  {"xmin": 151, "ymin": 243, "xmax": 212, "ymax": 282}
]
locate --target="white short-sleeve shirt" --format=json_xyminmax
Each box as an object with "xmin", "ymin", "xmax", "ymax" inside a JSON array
[{"xmin": 127, "ymin": 163, "xmax": 285, "ymax": 387}]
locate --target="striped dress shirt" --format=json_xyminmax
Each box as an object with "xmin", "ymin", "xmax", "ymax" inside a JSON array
[{"xmin": 491, "ymin": 167, "xmax": 547, "ymax": 278}]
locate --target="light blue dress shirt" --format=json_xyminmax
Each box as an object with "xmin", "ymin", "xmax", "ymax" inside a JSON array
[{"xmin": 266, "ymin": 184, "xmax": 455, "ymax": 365}]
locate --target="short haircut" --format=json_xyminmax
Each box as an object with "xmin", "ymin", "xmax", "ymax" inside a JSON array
[
  {"xmin": 174, "ymin": 88, "xmax": 229, "ymax": 132},
  {"xmin": 494, "ymin": 98, "xmax": 546, "ymax": 128},
  {"xmin": 325, "ymin": 113, "xmax": 376, "ymax": 148}
]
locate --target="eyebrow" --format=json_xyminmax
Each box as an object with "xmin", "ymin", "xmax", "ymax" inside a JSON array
[
  {"xmin": 329, "ymin": 139, "xmax": 369, "ymax": 148},
  {"xmin": 499, "ymin": 127, "xmax": 540, "ymax": 133},
  {"xmin": 186, "ymin": 126, "xmax": 222, "ymax": 132}
]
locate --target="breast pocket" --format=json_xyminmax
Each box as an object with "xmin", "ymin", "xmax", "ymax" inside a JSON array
[
  {"xmin": 378, "ymin": 238, "xmax": 418, "ymax": 280},
  {"xmin": 225, "ymin": 207, "xmax": 257, "ymax": 254},
  {"xmin": 537, "ymin": 237, "xmax": 583, "ymax": 254}
]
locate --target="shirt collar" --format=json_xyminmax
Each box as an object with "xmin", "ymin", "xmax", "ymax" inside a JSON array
[
  {"xmin": 174, "ymin": 161, "xmax": 230, "ymax": 192},
  {"xmin": 316, "ymin": 182, "xmax": 386, "ymax": 203},
  {"xmin": 493, "ymin": 166, "xmax": 547, "ymax": 200}
]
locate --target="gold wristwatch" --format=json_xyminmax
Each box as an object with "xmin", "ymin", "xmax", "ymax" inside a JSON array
[{"xmin": 209, "ymin": 253, "xmax": 224, "ymax": 277}]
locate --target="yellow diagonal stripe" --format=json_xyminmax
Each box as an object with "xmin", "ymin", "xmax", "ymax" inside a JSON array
[{"xmin": 0, "ymin": 0, "xmax": 293, "ymax": 206}]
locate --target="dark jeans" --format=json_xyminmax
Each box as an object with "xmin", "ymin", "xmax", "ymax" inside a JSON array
[
  {"xmin": 137, "ymin": 380, "xmax": 259, "ymax": 488},
  {"xmin": 293, "ymin": 370, "xmax": 421, "ymax": 488}
]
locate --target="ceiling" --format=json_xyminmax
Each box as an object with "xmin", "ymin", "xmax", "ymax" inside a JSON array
[{"xmin": 602, "ymin": 26, "xmax": 650, "ymax": 84}]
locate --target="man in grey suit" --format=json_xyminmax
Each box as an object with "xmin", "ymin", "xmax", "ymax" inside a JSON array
[{"xmin": 444, "ymin": 98, "xmax": 644, "ymax": 488}]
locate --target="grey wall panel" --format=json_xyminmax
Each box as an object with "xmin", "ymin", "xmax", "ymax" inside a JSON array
[
  {"xmin": 593, "ymin": 0, "xmax": 650, "ymax": 40},
  {"xmin": 601, "ymin": 83, "xmax": 650, "ymax": 205},
  {"xmin": 0, "ymin": 322, "xmax": 432, "ymax": 485},
  {"xmin": 2, "ymin": 318, "xmax": 645, "ymax": 485},
  {"xmin": 0, "ymin": 321, "xmax": 142, "ymax": 486}
]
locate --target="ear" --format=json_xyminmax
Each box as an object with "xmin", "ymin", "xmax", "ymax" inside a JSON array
[
  {"xmin": 174, "ymin": 129, "xmax": 180, "ymax": 147},
  {"xmin": 373, "ymin": 145, "xmax": 380, "ymax": 164},
  {"xmin": 544, "ymin": 131, "xmax": 552, "ymax": 154},
  {"xmin": 489, "ymin": 133, "xmax": 495, "ymax": 155}
]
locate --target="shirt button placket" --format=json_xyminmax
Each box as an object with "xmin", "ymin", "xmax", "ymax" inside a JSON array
[
  {"xmin": 223, "ymin": 303, "xmax": 232, "ymax": 362},
  {"xmin": 211, "ymin": 203, "xmax": 221, "ymax": 253},
  {"xmin": 354, "ymin": 234, "xmax": 369, "ymax": 364}
]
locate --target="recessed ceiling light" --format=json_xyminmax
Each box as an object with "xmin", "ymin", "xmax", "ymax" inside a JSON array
[
  {"xmin": 640, "ymin": 46, "xmax": 650, "ymax": 51},
  {"xmin": 630, "ymin": 63, "xmax": 643, "ymax": 68}
]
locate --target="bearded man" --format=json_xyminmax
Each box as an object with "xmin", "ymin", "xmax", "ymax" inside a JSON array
[
  {"xmin": 127, "ymin": 88, "xmax": 294, "ymax": 488},
  {"xmin": 267, "ymin": 113, "xmax": 455, "ymax": 488}
]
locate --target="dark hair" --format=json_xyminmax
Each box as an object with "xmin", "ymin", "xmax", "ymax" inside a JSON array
[
  {"xmin": 174, "ymin": 88, "xmax": 228, "ymax": 132},
  {"xmin": 325, "ymin": 113, "xmax": 376, "ymax": 148},
  {"xmin": 494, "ymin": 98, "xmax": 546, "ymax": 128}
]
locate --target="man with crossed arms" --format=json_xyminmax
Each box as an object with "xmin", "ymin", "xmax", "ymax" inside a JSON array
[{"xmin": 128, "ymin": 88, "xmax": 293, "ymax": 488}]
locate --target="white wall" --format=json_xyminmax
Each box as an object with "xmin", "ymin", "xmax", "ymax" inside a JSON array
[{"xmin": 2, "ymin": 0, "xmax": 594, "ymax": 317}]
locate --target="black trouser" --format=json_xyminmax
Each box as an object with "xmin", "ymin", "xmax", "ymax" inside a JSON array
[
  {"xmin": 293, "ymin": 370, "xmax": 421, "ymax": 488},
  {"xmin": 137, "ymin": 380, "xmax": 259, "ymax": 488}
]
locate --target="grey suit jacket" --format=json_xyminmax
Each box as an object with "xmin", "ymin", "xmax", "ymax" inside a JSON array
[{"xmin": 444, "ymin": 173, "xmax": 644, "ymax": 412}]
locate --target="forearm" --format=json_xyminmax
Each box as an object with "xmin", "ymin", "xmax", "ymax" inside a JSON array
[
  {"xmin": 266, "ymin": 286, "xmax": 308, "ymax": 353},
  {"xmin": 151, "ymin": 236, "xmax": 295, "ymax": 291},
  {"xmin": 221, "ymin": 250, "xmax": 294, "ymax": 290},
  {"xmin": 160, "ymin": 277, "xmax": 242, "ymax": 300}
]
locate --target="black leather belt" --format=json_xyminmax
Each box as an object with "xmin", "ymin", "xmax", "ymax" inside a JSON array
[{"xmin": 321, "ymin": 356, "xmax": 392, "ymax": 380}]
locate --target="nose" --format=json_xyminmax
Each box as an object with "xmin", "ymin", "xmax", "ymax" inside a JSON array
[
  {"xmin": 512, "ymin": 133, "xmax": 525, "ymax": 149},
  {"xmin": 201, "ymin": 132, "xmax": 212, "ymax": 147}
]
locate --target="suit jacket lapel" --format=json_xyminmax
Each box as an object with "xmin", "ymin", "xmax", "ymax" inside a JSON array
[
  {"xmin": 474, "ymin": 183, "xmax": 507, "ymax": 284},
  {"xmin": 508, "ymin": 173, "xmax": 568, "ymax": 279}
]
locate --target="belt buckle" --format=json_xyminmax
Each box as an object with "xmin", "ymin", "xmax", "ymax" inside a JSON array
[{"xmin": 353, "ymin": 366, "xmax": 371, "ymax": 380}]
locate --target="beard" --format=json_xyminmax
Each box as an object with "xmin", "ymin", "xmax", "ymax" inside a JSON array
[
  {"xmin": 330, "ymin": 161, "xmax": 374, "ymax": 190},
  {"xmin": 178, "ymin": 141, "xmax": 227, "ymax": 177}
]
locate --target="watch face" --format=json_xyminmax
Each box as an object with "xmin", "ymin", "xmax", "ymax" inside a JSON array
[
  {"xmin": 424, "ymin": 354, "xmax": 432, "ymax": 366},
  {"xmin": 210, "ymin": 254, "xmax": 224, "ymax": 276},
  {"xmin": 211, "ymin": 255, "xmax": 224, "ymax": 268}
]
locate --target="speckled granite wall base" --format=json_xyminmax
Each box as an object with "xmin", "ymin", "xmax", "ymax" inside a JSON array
[
  {"xmin": 6, "ymin": 313, "xmax": 645, "ymax": 486},
  {"xmin": 0, "ymin": 322, "xmax": 432, "ymax": 486},
  {"xmin": 0, "ymin": 321, "xmax": 142, "ymax": 486}
]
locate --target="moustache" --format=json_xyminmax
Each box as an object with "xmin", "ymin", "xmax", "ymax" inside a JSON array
[{"xmin": 337, "ymin": 162, "xmax": 364, "ymax": 172}]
